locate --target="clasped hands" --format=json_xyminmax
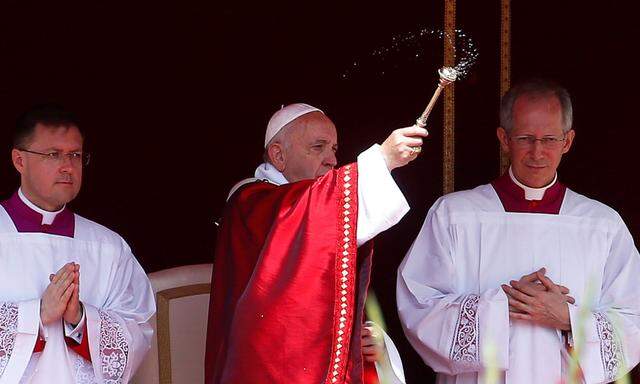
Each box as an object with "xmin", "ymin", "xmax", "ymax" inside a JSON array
[
  {"xmin": 40, "ymin": 262, "xmax": 83, "ymax": 326},
  {"xmin": 501, "ymin": 267, "xmax": 573, "ymax": 331}
]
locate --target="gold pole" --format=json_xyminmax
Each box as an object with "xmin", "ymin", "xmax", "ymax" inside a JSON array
[
  {"xmin": 443, "ymin": 0, "xmax": 456, "ymax": 194},
  {"xmin": 499, "ymin": 0, "xmax": 512, "ymax": 175}
]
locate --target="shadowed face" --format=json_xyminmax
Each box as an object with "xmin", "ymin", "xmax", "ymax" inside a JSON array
[
  {"xmin": 497, "ymin": 94, "xmax": 575, "ymax": 188},
  {"xmin": 12, "ymin": 124, "xmax": 84, "ymax": 211},
  {"xmin": 273, "ymin": 112, "xmax": 338, "ymax": 182}
]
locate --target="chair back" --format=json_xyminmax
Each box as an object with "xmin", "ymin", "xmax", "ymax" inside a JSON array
[{"xmin": 131, "ymin": 263, "xmax": 213, "ymax": 384}]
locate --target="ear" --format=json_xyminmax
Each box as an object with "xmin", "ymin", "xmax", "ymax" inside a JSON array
[
  {"xmin": 496, "ymin": 127, "xmax": 510, "ymax": 154},
  {"xmin": 11, "ymin": 149, "xmax": 25, "ymax": 175},
  {"xmin": 267, "ymin": 142, "xmax": 286, "ymax": 172},
  {"xmin": 561, "ymin": 129, "xmax": 575, "ymax": 154}
]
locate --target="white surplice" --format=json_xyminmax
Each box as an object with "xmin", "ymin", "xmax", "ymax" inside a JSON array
[
  {"xmin": 0, "ymin": 204, "xmax": 155, "ymax": 383},
  {"xmin": 397, "ymin": 182, "xmax": 640, "ymax": 384}
]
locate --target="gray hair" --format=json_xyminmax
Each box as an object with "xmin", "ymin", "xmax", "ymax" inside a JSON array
[
  {"xmin": 500, "ymin": 79, "xmax": 573, "ymax": 133},
  {"xmin": 263, "ymin": 122, "xmax": 294, "ymax": 164}
]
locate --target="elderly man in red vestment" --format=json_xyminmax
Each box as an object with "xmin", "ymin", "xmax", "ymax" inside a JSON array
[{"xmin": 205, "ymin": 103, "xmax": 426, "ymax": 383}]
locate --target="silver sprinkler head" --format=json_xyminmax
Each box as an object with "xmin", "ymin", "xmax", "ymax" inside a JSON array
[{"xmin": 438, "ymin": 67, "xmax": 458, "ymax": 85}]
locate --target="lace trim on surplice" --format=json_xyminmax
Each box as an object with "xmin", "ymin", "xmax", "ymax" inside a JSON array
[
  {"xmin": 98, "ymin": 310, "xmax": 129, "ymax": 384},
  {"xmin": 449, "ymin": 294, "xmax": 480, "ymax": 364},
  {"xmin": 0, "ymin": 302, "xmax": 19, "ymax": 377},
  {"xmin": 73, "ymin": 351, "xmax": 98, "ymax": 384},
  {"xmin": 594, "ymin": 312, "xmax": 625, "ymax": 381}
]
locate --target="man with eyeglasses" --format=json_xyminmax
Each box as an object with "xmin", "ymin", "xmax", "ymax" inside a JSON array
[
  {"xmin": 397, "ymin": 79, "xmax": 640, "ymax": 383},
  {"xmin": 205, "ymin": 103, "xmax": 425, "ymax": 384},
  {"xmin": 0, "ymin": 105, "xmax": 155, "ymax": 383}
]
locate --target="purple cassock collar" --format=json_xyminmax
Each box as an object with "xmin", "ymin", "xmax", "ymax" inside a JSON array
[
  {"xmin": 491, "ymin": 171, "xmax": 567, "ymax": 215},
  {"xmin": 0, "ymin": 191, "xmax": 75, "ymax": 237}
]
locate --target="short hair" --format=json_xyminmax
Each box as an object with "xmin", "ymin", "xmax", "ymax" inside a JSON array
[
  {"xmin": 500, "ymin": 79, "xmax": 573, "ymax": 133},
  {"xmin": 263, "ymin": 120, "xmax": 295, "ymax": 164},
  {"xmin": 14, "ymin": 104, "xmax": 82, "ymax": 148}
]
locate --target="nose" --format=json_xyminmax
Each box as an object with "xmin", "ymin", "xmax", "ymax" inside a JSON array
[
  {"xmin": 530, "ymin": 140, "xmax": 545, "ymax": 159},
  {"xmin": 324, "ymin": 150, "xmax": 338, "ymax": 168},
  {"xmin": 59, "ymin": 155, "xmax": 74, "ymax": 172}
]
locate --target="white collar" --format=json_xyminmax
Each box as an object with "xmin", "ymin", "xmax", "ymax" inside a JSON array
[
  {"xmin": 18, "ymin": 188, "xmax": 65, "ymax": 225},
  {"xmin": 225, "ymin": 163, "xmax": 290, "ymax": 202},
  {"xmin": 509, "ymin": 167, "xmax": 557, "ymax": 201},
  {"xmin": 254, "ymin": 162, "xmax": 289, "ymax": 186}
]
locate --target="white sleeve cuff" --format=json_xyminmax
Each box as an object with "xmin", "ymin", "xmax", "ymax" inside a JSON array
[
  {"xmin": 356, "ymin": 144, "xmax": 410, "ymax": 246},
  {"xmin": 63, "ymin": 303, "xmax": 85, "ymax": 343},
  {"xmin": 17, "ymin": 299, "xmax": 41, "ymax": 336},
  {"xmin": 568, "ymin": 303, "xmax": 599, "ymax": 343},
  {"xmin": 566, "ymin": 303, "xmax": 579, "ymax": 348},
  {"xmin": 375, "ymin": 329, "xmax": 406, "ymax": 384},
  {"xmin": 38, "ymin": 320, "xmax": 47, "ymax": 340},
  {"xmin": 479, "ymin": 288, "xmax": 511, "ymax": 370}
]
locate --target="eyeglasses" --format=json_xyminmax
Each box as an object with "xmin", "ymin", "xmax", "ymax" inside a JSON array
[
  {"xmin": 509, "ymin": 134, "xmax": 566, "ymax": 149},
  {"xmin": 18, "ymin": 148, "xmax": 90, "ymax": 166}
]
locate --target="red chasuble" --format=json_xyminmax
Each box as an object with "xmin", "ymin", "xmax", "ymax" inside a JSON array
[{"xmin": 205, "ymin": 164, "xmax": 374, "ymax": 384}]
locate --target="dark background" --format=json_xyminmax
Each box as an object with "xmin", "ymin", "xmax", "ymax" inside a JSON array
[{"xmin": 1, "ymin": 1, "xmax": 639, "ymax": 382}]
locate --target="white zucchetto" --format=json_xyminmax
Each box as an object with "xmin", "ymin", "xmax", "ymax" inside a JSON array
[{"xmin": 264, "ymin": 103, "xmax": 324, "ymax": 147}]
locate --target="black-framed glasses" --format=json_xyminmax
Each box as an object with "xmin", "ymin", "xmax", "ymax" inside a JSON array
[
  {"xmin": 509, "ymin": 134, "xmax": 566, "ymax": 149},
  {"xmin": 18, "ymin": 148, "xmax": 90, "ymax": 166}
]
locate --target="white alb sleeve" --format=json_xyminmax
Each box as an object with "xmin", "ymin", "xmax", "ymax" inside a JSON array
[
  {"xmin": 0, "ymin": 299, "xmax": 40, "ymax": 382},
  {"xmin": 566, "ymin": 221, "xmax": 640, "ymax": 383},
  {"xmin": 356, "ymin": 144, "xmax": 410, "ymax": 246}
]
